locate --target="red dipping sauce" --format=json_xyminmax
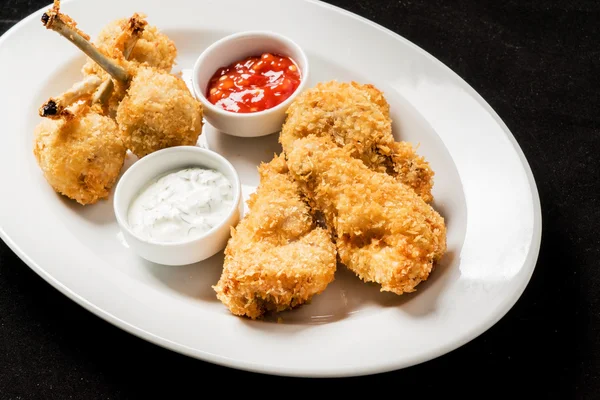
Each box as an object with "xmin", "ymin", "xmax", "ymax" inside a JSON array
[{"xmin": 206, "ymin": 53, "xmax": 301, "ymax": 113}]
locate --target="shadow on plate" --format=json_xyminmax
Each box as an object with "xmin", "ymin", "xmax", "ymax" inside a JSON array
[
  {"xmin": 241, "ymin": 249, "xmax": 460, "ymax": 329},
  {"xmin": 143, "ymin": 251, "xmax": 224, "ymax": 302},
  {"xmin": 203, "ymin": 124, "xmax": 282, "ymax": 188}
]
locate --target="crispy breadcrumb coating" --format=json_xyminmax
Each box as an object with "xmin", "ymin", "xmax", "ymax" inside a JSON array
[
  {"xmin": 215, "ymin": 80, "xmax": 442, "ymax": 317},
  {"xmin": 82, "ymin": 15, "xmax": 176, "ymax": 77},
  {"xmin": 213, "ymin": 155, "xmax": 337, "ymax": 319},
  {"xmin": 389, "ymin": 141, "xmax": 435, "ymax": 204},
  {"xmin": 33, "ymin": 104, "xmax": 126, "ymax": 205},
  {"xmin": 280, "ymin": 80, "xmax": 434, "ymax": 202},
  {"xmin": 80, "ymin": 15, "xmax": 178, "ymax": 117},
  {"xmin": 115, "ymin": 66, "xmax": 203, "ymax": 158},
  {"xmin": 287, "ymin": 136, "xmax": 446, "ymax": 295},
  {"xmin": 351, "ymin": 81, "xmax": 391, "ymax": 117}
]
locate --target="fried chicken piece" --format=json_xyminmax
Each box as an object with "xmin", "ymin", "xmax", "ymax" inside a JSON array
[
  {"xmin": 79, "ymin": 13, "xmax": 149, "ymax": 117},
  {"xmin": 280, "ymin": 80, "xmax": 434, "ymax": 202},
  {"xmin": 81, "ymin": 14, "xmax": 176, "ymax": 78},
  {"xmin": 39, "ymin": 14, "xmax": 144, "ymax": 120},
  {"xmin": 287, "ymin": 136, "xmax": 446, "ymax": 295},
  {"xmin": 213, "ymin": 155, "xmax": 337, "ymax": 319},
  {"xmin": 33, "ymin": 103, "xmax": 126, "ymax": 205},
  {"xmin": 43, "ymin": 6, "xmax": 203, "ymax": 159},
  {"xmin": 115, "ymin": 66, "xmax": 203, "ymax": 157}
]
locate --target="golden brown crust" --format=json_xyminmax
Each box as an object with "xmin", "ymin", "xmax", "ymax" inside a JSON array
[
  {"xmin": 280, "ymin": 80, "xmax": 393, "ymax": 174},
  {"xmin": 213, "ymin": 155, "xmax": 337, "ymax": 319},
  {"xmin": 350, "ymin": 81, "xmax": 390, "ymax": 117},
  {"xmin": 82, "ymin": 16, "xmax": 177, "ymax": 77},
  {"xmin": 216, "ymin": 80, "xmax": 440, "ymax": 316},
  {"xmin": 287, "ymin": 136, "xmax": 446, "ymax": 295},
  {"xmin": 280, "ymin": 80, "xmax": 434, "ymax": 202},
  {"xmin": 389, "ymin": 141, "xmax": 435, "ymax": 203},
  {"xmin": 115, "ymin": 67, "xmax": 203, "ymax": 158},
  {"xmin": 33, "ymin": 105, "xmax": 126, "ymax": 205},
  {"xmin": 80, "ymin": 14, "xmax": 178, "ymax": 117}
]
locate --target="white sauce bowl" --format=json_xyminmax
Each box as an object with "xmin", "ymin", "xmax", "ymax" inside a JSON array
[
  {"xmin": 114, "ymin": 146, "xmax": 242, "ymax": 266},
  {"xmin": 192, "ymin": 30, "xmax": 309, "ymax": 137}
]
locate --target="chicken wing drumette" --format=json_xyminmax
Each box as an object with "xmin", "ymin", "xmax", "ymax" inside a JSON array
[
  {"xmin": 42, "ymin": 4, "xmax": 203, "ymax": 158},
  {"xmin": 82, "ymin": 13, "xmax": 176, "ymax": 77},
  {"xmin": 34, "ymin": 4, "xmax": 152, "ymax": 205},
  {"xmin": 114, "ymin": 65, "xmax": 203, "ymax": 157},
  {"xmin": 33, "ymin": 77, "xmax": 126, "ymax": 205},
  {"xmin": 79, "ymin": 9, "xmax": 177, "ymax": 116},
  {"xmin": 39, "ymin": 8, "xmax": 145, "ymax": 120}
]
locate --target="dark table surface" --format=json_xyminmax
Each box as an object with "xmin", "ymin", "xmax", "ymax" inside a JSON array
[{"xmin": 1, "ymin": 0, "xmax": 598, "ymax": 398}]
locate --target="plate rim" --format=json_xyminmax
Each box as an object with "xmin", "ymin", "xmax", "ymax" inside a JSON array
[{"xmin": 0, "ymin": 0, "xmax": 542, "ymax": 377}]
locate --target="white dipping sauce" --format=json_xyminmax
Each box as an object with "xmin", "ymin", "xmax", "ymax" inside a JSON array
[{"xmin": 128, "ymin": 167, "xmax": 234, "ymax": 243}]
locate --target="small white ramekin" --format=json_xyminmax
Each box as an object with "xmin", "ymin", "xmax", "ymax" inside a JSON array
[
  {"xmin": 113, "ymin": 146, "xmax": 243, "ymax": 266},
  {"xmin": 192, "ymin": 30, "xmax": 309, "ymax": 138}
]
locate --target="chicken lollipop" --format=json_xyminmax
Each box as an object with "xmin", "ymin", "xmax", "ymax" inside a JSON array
[
  {"xmin": 33, "ymin": 6, "xmax": 149, "ymax": 205},
  {"xmin": 42, "ymin": 4, "xmax": 203, "ymax": 158},
  {"xmin": 81, "ymin": 13, "xmax": 176, "ymax": 77},
  {"xmin": 78, "ymin": 8, "xmax": 177, "ymax": 117},
  {"xmin": 39, "ymin": 5, "xmax": 149, "ymax": 121},
  {"xmin": 33, "ymin": 78, "xmax": 126, "ymax": 205},
  {"xmin": 115, "ymin": 66, "xmax": 203, "ymax": 158}
]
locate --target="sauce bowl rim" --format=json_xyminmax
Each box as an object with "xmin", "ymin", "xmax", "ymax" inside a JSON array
[
  {"xmin": 113, "ymin": 145, "xmax": 242, "ymax": 248},
  {"xmin": 191, "ymin": 30, "xmax": 310, "ymax": 119}
]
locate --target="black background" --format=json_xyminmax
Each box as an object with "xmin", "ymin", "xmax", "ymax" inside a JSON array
[{"xmin": 1, "ymin": 0, "xmax": 598, "ymax": 398}]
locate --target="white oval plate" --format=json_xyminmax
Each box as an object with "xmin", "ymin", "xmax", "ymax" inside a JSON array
[{"xmin": 0, "ymin": 0, "xmax": 541, "ymax": 377}]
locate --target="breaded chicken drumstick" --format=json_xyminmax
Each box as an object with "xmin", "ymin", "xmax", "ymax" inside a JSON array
[
  {"xmin": 42, "ymin": 3, "xmax": 203, "ymax": 158},
  {"xmin": 79, "ymin": 8, "xmax": 177, "ymax": 116},
  {"xmin": 81, "ymin": 10, "xmax": 176, "ymax": 78},
  {"xmin": 287, "ymin": 136, "xmax": 446, "ymax": 295},
  {"xmin": 33, "ymin": 6, "xmax": 149, "ymax": 205},
  {"xmin": 33, "ymin": 76, "xmax": 126, "ymax": 205},
  {"xmin": 33, "ymin": 9, "xmax": 150, "ymax": 205},
  {"xmin": 39, "ymin": 9, "xmax": 146, "ymax": 119},
  {"xmin": 213, "ymin": 155, "xmax": 337, "ymax": 319}
]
